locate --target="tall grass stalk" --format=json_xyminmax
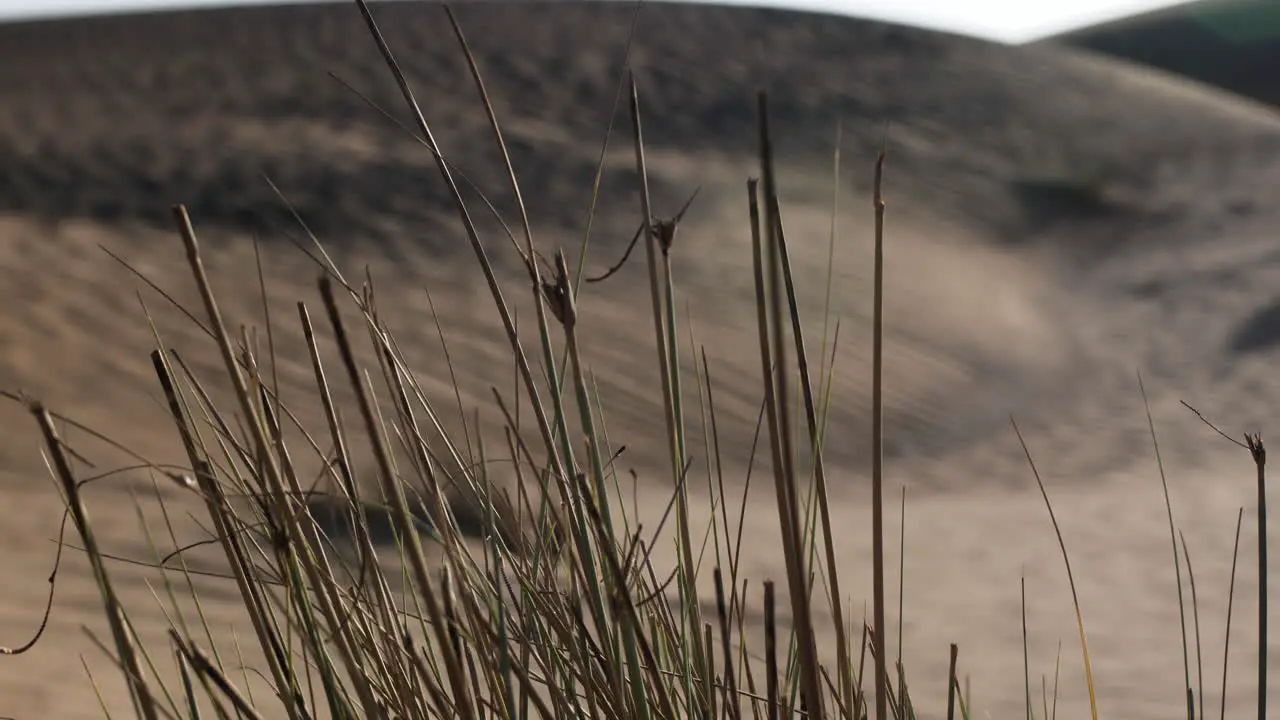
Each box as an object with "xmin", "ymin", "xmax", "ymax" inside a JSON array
[
  {"xmin": 1243, "ymin": 434, "xmax": 1268, "ymax": 720},
  {"xmin": 1012, "ymin": 420, "xmax": 1100, "ymax": 720},
  {"xmin": 628, "ymin": 73, "xmax": 707, "ymax": 719},
  {"xmin": 1139, "ymin": 373, "xmax": 1194, "ymax": 720},
  {"xmin": 1178, "ymin": 530, "xmax": 1205, "ymax": 720},
  {"xmin": 1222, "ymin": 507, "xmax": 1244, "ymax": 720},
  {"xmin": 764, "ymin": 103, "xmax": 854, "ymax": 720},
  {"xmin": 1022, "ymin": 576, "xmax": 1031, "ymax": 720},
  {"xmin": 1182, "ymin": 403, "xmax": 1270, "ymax": 720},
  {"xmin": 871, "ymin": 148, "xmax": 890, "ymax": 720},
  {"xmin": 947, "ymin": 643, "xmax": 959, "ymax": 720}
]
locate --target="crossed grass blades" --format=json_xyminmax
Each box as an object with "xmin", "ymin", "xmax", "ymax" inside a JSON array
[{"xmin": 0, "ymin": 2, "xmax": 1272, "ymax": 719}]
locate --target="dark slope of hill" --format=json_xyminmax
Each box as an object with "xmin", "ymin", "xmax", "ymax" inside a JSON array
[
  {"xmin": 1, "ymin": 0, "xmax": 1278, "ymax": 263},
  {"xmin": 1053, "ymin": 0, "xmax": 1280, "ymax": 109}
]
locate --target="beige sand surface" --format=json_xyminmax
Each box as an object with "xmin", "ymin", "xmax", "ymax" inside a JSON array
[{"xmin": 1, "ymin": 3, "xmax": 1280, "ymax": 718}]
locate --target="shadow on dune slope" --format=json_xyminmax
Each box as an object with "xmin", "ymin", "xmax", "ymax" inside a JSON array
[{"xmin": 1052, "ymin": 0, "xmax": 1280, "ymax": 110}]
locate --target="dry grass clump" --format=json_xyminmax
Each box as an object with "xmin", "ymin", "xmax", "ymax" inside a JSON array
[{"xmin": 5, "ymin": 2, "xmax": 1274, "ymax": 720}]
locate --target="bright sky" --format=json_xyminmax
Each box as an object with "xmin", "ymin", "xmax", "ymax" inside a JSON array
[{"xmin": 0, "ymin": 0, "xmax": 1189, "ymax": 43}]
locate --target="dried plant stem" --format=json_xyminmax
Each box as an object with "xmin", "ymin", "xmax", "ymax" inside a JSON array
[
  {"xmin": 1222, "ymin": 507, "xmax": 1245, "ymax": 720},
  {"xmin": 1178, "ymin": 530, "xmax": 1205, "ymax": 720},
  {"xmin": 756, "ymin": 91, "xmax": 824, "ymax": 720},
  {"xmin": 871, "ymin": 148, "xmax": 889, "ymax": 720},
  {"xmin": 1245, "ymin": 433, "xmax": 1266, "ymax": 720},
  {"xmin": 1013, "ymin": 420, "xmax": 1099, "ymax": 720},
  {"xmin": 32, "ymin": 404, "xmax": 161, "ymax": 720},
  {"xmin": 947, "ymin": 643, "xmax": 959, "ymax": 720},
  {"xmin": 1140, "ymin": 373, "xmax": 1194, "ymax": 720}
]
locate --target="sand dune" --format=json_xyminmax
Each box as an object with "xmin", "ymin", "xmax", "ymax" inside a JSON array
[
  {"xmin": 1, "ymin": 2, "xmax": 1280, "ymax": 718},
  {"xmin": 1052, "ymin": 0, "xmax": 1280, "ymax": 110}
]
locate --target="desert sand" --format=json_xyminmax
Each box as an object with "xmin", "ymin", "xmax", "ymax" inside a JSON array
[{"xmin": 1, "ymin": 2, "xmax": 1280, "ymax": 718}]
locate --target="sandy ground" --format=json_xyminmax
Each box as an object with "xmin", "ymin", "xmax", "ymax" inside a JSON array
[{"xmin": 2, "ymin": 2, "xmax": 1280, "ymax": 718}]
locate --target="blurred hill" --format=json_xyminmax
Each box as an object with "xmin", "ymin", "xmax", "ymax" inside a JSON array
[
  {"xmin": 1052, "ymin": 0, "xmax": 1280, "ymax": 109},
  {"xmin": 3, "ymin": 7, "xmax": 1280, "ymax": 717}
]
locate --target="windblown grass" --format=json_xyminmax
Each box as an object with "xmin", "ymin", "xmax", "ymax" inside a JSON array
[{"xmin": 4, "ymin": 2, "xmax": 1273, "ymax": 719}]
